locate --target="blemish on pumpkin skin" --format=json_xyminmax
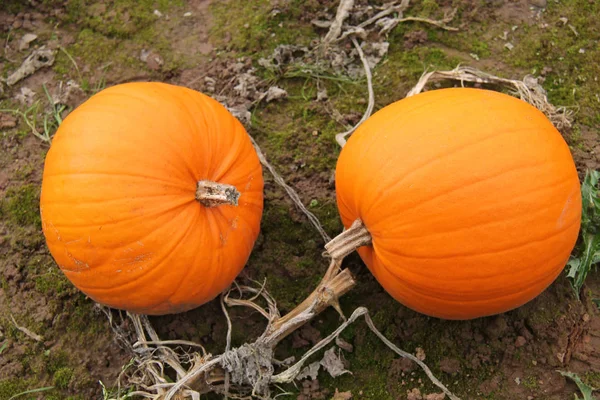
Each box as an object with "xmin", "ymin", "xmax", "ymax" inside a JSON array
[
  {"xmin": 65, "ymin": 252, "xmax": 90, "ymax": 272},
  {"xmin": 116, "ymin": 252, "xmax": 153, "ymax": 267},
  {"xmin": 556, "ymin": 186, "xmax": 579, "ymax": 229},
  {"xmin": 47, "ymin": 221, "xmax": 61, "ymax": 241},
  {"xmin": 219, "ymin": 216, "xmax": 240, "ymax": 246},
  {"xmin": 244, "ymin": 174, "xmax": 254, "ymax": 191}
]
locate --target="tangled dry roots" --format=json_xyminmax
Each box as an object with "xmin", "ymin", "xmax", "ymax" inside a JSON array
[{"xmin": 100, "ymin": 263, "xmax": 460, "ymax": 400}]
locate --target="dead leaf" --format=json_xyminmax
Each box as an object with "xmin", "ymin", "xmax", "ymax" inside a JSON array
[
  {"xmin": 320, "ymin": 347, "xmax": 351, "ymax": 378},
  {"xmin": 7, "ymin": 46, "xmax": 56, "ymax": 86}
]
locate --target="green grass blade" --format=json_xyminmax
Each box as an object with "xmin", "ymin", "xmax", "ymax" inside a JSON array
[{"xmin": 8, "ymin": 386, "xmax": 54, "ymax": 400}]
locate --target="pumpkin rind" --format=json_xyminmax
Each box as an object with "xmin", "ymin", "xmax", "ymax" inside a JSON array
[
  {"xmin": 335, "ymin": 88, "xmax": 581, "ymax": 320},
  {"xmin": 40, "ymin": 82, "xmax": 264, "ymax": 315}
]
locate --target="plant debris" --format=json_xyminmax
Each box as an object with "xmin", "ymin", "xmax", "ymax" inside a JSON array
[
  {"xmin": 7, "ymin": 45, "xmax": 56, "ymax": 86},
  {"xmin": 405, "ymin": 65, "xmax": 573, "ymax": 130},
  {"xmin": 566, "ymin": 170, "xmax": 600, "ymax": 297}
]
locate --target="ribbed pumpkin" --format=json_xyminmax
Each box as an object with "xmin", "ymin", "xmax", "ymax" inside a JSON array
[
  {"xmin": 335, "ymin": 88, "xmax": 581, "ymax": 320},
  {"xmin": 40, "ymin": 82, "xmax": 264, "ymax": 315}
]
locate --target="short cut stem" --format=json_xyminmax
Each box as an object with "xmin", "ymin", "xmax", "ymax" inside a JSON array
[
  {"xmin": 325, "ymin": 219, "xmax": 372, "ymax": 261},
  {"xmin": 196, "ymin": 180, "xmax": 240, "ymax": 207}
]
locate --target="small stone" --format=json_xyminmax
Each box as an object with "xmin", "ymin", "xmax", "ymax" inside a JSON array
[
  {"xmin": 12, "ymin": 19, "xmax": 23, "ymax": 29},
  {"xmin": 140, "ymin": 50, "xmax": 163, "ymax": 71},
  {"xmin": 583, "ymin": 313, "xmax": 590, "ymax": 322},
  {"xmin": 407, "ymin": 388, "xmax": 422, "ymax": 400},
  {"xmin": 424, "ymin": 393, "xmax": 446, "ymax": 400},
  {"xmin": 331, "ymin": 389, "xmax": 352, "ymax": 400},
  {"xmin": 18, "ymin": 33, "xmax": 38, "ymax": 51},
  {"xmin": 153, "ymin": 9, "xmax": 163, "ymax": 17},
  {"xmin": 515, "ymin": 336, "xmax": 527, "ymax": 347},
  {"xmin": 146, "ymin": 54, "xmax": 163, "ymax": 70},
  {"xmin": 0, "ymin": 113, "xmax": 17, "ymax": 129}
]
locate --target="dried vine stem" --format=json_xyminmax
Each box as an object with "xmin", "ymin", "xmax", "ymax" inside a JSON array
[
  {"xmin": 323, "ymin": 0, "xmax": 355, "ymax": 45},
  {"xmin": 108, "ymin": 228, "xmax": 459, "ymax": 399},
  {"xmin": 324, "ymin": 219, "xmax": 372, "ymax": 260},
  {"xmin": 406, "ymin": 65, "xmax": 574, "ymax": 130},
  {"xmin": 174, "ymin": 260, "xmax": 357, "ymax": 396},
  {"xmin": 323, "ymin": 0, "xmax": 458, "ymax": 147},
  {"xmin": 102, "ymin": 207, "xmax": 460, "ymax": 399},
  {"xmin": 335, "ymin": 38, "xmax": 375, "ymax": 147},
  {"xmin": 9, "ymin": 314, "xmax": 43, "ymax": 342},
  {"xmin": 249, "ymin": 134, "xmax": 331, "ymax": 243}
]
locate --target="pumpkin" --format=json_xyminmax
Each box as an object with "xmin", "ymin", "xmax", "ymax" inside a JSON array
[
  {"xmin": 40, "ymin": 82, "xmax": 264, "ymax": 315},
  {"xmin": 334, "ymin": 88, "xmax": 581, "ymax": 320}
]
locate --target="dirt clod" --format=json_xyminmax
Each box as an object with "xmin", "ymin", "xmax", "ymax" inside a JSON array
[
  {"xmin": 0, "ymin": 113, "xmax": 18, "ymax": 129},
  {"xmin": 515, "ymin": 336, "xmax": 527, "ymax": 347},
  {"xmin": 439, "ymin": 357, "xmax": 461, "ymax": 374}
]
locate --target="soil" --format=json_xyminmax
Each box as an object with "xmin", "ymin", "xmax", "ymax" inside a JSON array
[{"xmin": 1, "ymin": 1, "xmax": 599, "ymax": 400}]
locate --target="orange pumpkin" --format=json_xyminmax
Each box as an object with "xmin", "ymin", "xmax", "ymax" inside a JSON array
[
  {"xmin": 335, "ymin": 88, "xmax": 581, "ymax": 320},
  {"xmin": 40, "ymin": 82, "xmax": 264, "ymax": 315}
]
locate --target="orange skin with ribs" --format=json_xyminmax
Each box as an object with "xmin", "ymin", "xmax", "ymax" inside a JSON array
[
  {"xmin": 40, "ymin": 82, "xmax": 264, "ymax": 315},
  {"xmin": 335, "ymin": 88, "xmax": 581, "ymax": 320}
]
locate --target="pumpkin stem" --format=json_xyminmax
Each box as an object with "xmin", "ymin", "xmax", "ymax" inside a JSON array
[
  {"xmin": 325, "ymin": 219, "xmax": 372, "ymax": 261},
  {"xmin": 196, "ymin": 180, "xmax": 240, "ymax": 207},
  {"xmin": 264, "ymin": 260, "xmax": 356, "ymax": 344}
]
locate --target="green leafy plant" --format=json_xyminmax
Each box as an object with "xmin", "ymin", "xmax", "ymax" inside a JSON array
[
  {"xmin": 558, "ymin": 371, "xmax": 597, "ymax": 400},
  {"xmin": 566, "ymin": 170, "xmax": 600, "ymax": 297}
]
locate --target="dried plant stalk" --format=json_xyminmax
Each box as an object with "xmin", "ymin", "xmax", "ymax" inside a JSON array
[{"xmin": 406, "ymin": 65, "xmax": 574, "ymax": 130}]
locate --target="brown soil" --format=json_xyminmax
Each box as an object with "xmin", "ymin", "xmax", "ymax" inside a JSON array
[{"xmin": 1, "ymin": 0, "xmax": 599, "ymax": 400}]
